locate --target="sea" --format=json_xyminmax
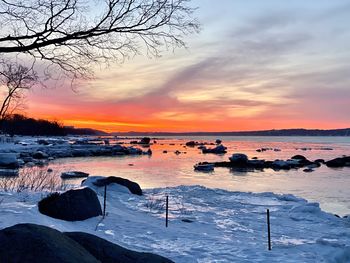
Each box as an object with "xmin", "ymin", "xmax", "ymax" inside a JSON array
[{"xmin": 47, "ymin": 136, "xmax": 350, "ymax": 216}]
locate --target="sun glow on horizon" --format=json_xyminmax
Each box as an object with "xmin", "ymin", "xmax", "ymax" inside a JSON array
[{"xmin": 23, "ymin": 0, "xmax": 350, "ymax": 132}]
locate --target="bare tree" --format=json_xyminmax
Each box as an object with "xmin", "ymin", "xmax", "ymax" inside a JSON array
[
  {"xmin": 0, "ymin": 0, "xmax": 199, "ymax": 81},
  {"xmin": 0, "ymin": 63, "xmax": 38, "ymax": 122}
]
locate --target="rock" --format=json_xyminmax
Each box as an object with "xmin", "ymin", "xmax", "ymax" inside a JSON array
[
  {"xmin": 126, "ymin": 147, "xmax": 142, "ymax": 155},
  {"xmin": 140, "ymin": 137, "xmax": 151, "ymax": 145},
  {"xmin": 247, "ymin": 159, "xmax": 266, "ymax": 168},
  {"xmin": 163, "ymin": 150, "xmax": 168, "ymax": 153},
  {"xmin": 181, "ymin": 219, "xmax": 194, "ymax": 223},
  {"xmin": 92, "ymin": 176, "xmax": 143, "ymax": 196},
  {"xmin": 0, "ymin": 153, "xmax": 19, "ymax": 169},
  {"xmin": 0, "ymin": 224, "xmax": 173, "ymax": 263},
  {"xmin": 303, "ymin": 168, "xmax": 314, "ymax": 173},
  {"xmin": 32, "ymin": 151, "xmax": 48, "ymax": 159},
  {"xmin": 65, "ymin": 232, "xmax": 174, "ymax": 263},
  {"xmin": 202, "ymin": 144, "xmax": 227, "ymax": 154},
  {"xmin": 185, "ymin": 141, "xmax": 197, "ymax": 147},
  {"xmin": 291, "ymin": 155, "xmax": 307, "ymax": 161},
  {"xmin": 215, "ymin": 139, "xmax": 222, "ymax": 144},
  {"xmin": 326, "ymin": 156, "xmax": 350, "ymax": 168},
  {"xmin": 47, "ymin": 168, "xmax": 53, "ymax": 173},
  {"xmin": 38, "ymin": 188, "xmax": 102, "ymax": 221},
  {"xmin": 113, "ymin": 144, "xmax": 125, "ymax": 152},
  {"xmin": 0, "ymin": 169, "xmax": 18, "ymax": 177},
  {"xmin": 61, "ymin": 171, "xmax": 89, "ymax": 179},
  {"xmin": 271, "ymin": 160, "xmax": 291, "ymax": 170},
  {"xmin": 0, "ymin": 224, "xmax": 99, "ymax": 263},
  {"xmin": 229, "ymin": 153, "xmax": 248, "ymax": 165},
  {"xmin": 194, "ymin": 162, "xmax": 214, "ymax": 172}
]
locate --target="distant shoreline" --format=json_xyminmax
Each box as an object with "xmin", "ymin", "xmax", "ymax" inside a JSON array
[{"xmin": 112, "ymin": 128, "xmax": 350, "ymax": 137}]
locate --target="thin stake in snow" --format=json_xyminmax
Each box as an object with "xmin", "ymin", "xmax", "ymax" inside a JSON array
[
  {"xmin": 103, "ymin": 185, "xmax": 107, "ymax": 218},
  {"xmin": 267, "ymin": 209, "xmax": 272, "ymax": 250},
  {"xmin": 166, "ymin": 195, "xmax": 169, "ymax": 228}
]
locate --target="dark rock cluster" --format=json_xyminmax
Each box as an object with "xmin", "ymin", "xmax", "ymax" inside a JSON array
[
  {"xmin": 211, "ymin": 154, "xmax": 325, "ymax": 171},
  {"xmin": 0, "ymin": 224, "xmax": 173, "ymax": 263}
]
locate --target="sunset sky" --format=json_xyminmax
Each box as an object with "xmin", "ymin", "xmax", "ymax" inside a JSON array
[{"xmin": 26, "ymin": 0, "xmax": 350, "ymax": 132}]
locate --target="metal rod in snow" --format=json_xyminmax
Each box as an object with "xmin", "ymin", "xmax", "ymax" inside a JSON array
[
  {"xmin": 103, "ymin": 185, "xmax": 107, "ymax": 218},
  {"xmin": 267, "ymin": 209, "xmax": 271, "ymax": 250},
  {"xmin": 166, "ymin": 195, "xmax": 169, "ymax": 227}
]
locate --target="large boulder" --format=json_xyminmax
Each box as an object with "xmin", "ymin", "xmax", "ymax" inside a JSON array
[
  {"xmin": 291, "ymin": 155, "xmax": 307, "ymax": 161},
  {"xmin": 65, "ymin": 232, "xmax": 174, "ymax": 263},
  {"xmin": 0, "ymin": 153, "xmax": 19, "ymax": 169},
  {"xmin": 38, "ymin": 188, "xmax": 102, "ymax": 221},
  {"xmin": 92, "ymin": 176, "xmax": 143, "ymax": 196},
  {"xmin": 202, "ymin": 144, "xmax": 227, "ymax": 154},
  {"xmin": 0, "ymin": 224, "xmax": 98, "ymax": 263},
  {"xmin": 326, "ymin": 156, "xmax": 350, "ymax": 168},
  {"xmin": 229, "ymin": 153, "xmax": 248, "ymax": 166},
  {"xmin": 0, "ymin": 224, "xmax": 173, "ymax": 263},
  {"xmin": 140, "ymin": 137, "xmax": 151, "ymax": 145},
  {"xmin": 185, "ymin": 141, "xmax": 197, "ymax": 147}
]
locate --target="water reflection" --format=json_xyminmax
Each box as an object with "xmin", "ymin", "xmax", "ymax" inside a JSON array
[{"xmin": 13, "ymin": 136, "xmax": 350, "ymax": 216}]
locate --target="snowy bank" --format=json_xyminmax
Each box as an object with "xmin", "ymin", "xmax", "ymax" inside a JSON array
[{"xmin": 0, "ymin": 183, "xmax": 349, "ymax": 262}]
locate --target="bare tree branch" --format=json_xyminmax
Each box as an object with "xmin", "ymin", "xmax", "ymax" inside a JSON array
[{"xmin": 0, "ymin": 0, "xmax": 199, "ymax": 80}]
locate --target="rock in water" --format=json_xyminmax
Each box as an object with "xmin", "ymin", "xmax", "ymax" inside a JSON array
[
  {"xmin": 65, "ymin": 232, "xmax": 174, "ymax": 263},
  {"xmin": 291, "ymin": 155, "xmax": 307, "ymax": 161},
  {"xmin": 185, "ymin": 141, "xmax": 197, "ymax": 147},
  {"xmin": 202, "ymin": 144, "xmax": 227, "ymax": 154},
  {"xmin": 0, "ymin": 153, "xmax": 19, "ymax": 169},
  {"xmin": 0, "ymin": 224, "xmax": 98, "ymax": 263},
  {"xmin": 140, "ymin": 137, "xmax": 151, "ymax": 144},
  {"xmin": 92, "ymin": 176, "xmax": 143, "ymax": 196},
  {"xmin": 229, "ymin": 154, "xmax": 248, "ymax": 165},
  {"xmin": 38, "ymin": 188, "xmax": 102, "ymax": 221},
  {"xmin": 326, "ymin": 156, "xmax": 350, "ymax": 168}
]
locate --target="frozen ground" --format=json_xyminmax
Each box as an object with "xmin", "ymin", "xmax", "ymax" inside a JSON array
[{"xmin": 0, "ymin": 181, "xmax": 349, "ymax": 263}]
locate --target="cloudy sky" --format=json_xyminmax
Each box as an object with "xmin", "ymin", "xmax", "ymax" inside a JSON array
[{"xmin": 26, "ymin": 0, "xmax": 350, "ymax": 132}]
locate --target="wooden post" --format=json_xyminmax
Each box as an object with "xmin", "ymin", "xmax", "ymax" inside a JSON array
[
  {"xmin": 165, "ymin": 195, "xmax": 169, "ymax": 228},
  {"xmin": 103, "ymin": 185, "xmax": 107, "ymax": 218},
  {"xmin": 267, "ymin": 209, "xmax": 271, "ymax": 250}
]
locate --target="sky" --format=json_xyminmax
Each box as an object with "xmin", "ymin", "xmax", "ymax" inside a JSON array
[{"xmin": 25, "ymin": 0, "xmax": 350, "ymax": 132}]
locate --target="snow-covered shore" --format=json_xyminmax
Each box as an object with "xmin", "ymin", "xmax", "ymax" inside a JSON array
[{"xmin": 1, "ymin": 183, "xmax": 349, "ymax": 262}]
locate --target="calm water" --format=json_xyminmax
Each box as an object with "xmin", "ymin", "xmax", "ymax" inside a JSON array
[{"xmin": 50, "ymin": 136, "xmax": 350, "ymax": 216}]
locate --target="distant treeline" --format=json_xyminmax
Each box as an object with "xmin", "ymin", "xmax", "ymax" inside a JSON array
[
  {"xmin": 114, "ymin": 128, "xmax": 350, "ymax": 137},
  {"xmin": 0, "ymin": 114, "xmax": 107, "ymax": 136}
]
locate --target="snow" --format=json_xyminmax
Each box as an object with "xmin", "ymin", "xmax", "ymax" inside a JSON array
[{"xmin": 1, "ymin": 183, "xmax": 349, "ymax": 262}]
